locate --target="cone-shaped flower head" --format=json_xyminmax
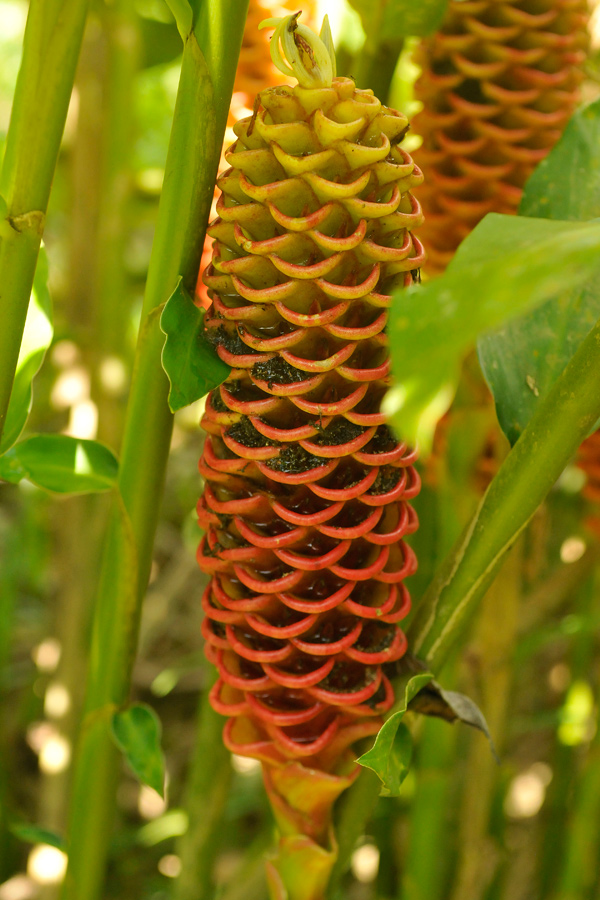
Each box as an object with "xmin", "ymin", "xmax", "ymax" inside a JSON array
[
  {"xmin": 196, "ymin": 0, "xmax": 319, "ymax": 308},
  {"xmin": 412, "ymin": 0, "xmax": 589, "ymax": 275},
  {"xmin": 197, "ymin": 13, "xmax": 425, "ymax": 773}
]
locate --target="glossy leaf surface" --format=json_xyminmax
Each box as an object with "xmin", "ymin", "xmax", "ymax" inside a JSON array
[
  {"xmin": 386, "ymin": 214, "xmax": 600, "ymax": 450},
  {"xmin": 110, "ymin": 703, "xmax": 165, "ymax": 798},
  {"xmin": 357, "ymin": 672, "xmax": 432, "ymax": 796},
  {"xmin": 160, "ymin": 278, "xmax": 230, "ymax": 412},
  {"xmin": 0, "ymin": 435, "xmax": 118, "ymax": 492},
  {"xmin": 478, "ymin": 99, "xmax": 600, "ymax": 444}
]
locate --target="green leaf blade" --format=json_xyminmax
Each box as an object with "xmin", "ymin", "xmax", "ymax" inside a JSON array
[
  {"xmin": 0, "ymin": 435, "xmax": 118, "ymax": 493},
  {"xmin": 160, "ymin": 278, "xmax": 230, "ymax": 412},
  {"xmin": 111, "ymin": 703, "xmax": 166, "ymax": 798},
  {"xmin": 479, "ymin": 97, "xmax": 600, "ymax": 444},
  {"xmin": 387, "ymin": 215, "xmax": 600, "ymax": 450},
  {"xmin": 357, "ymin": 672, "xmax": 432, "ymax": 796},
  {"xmin": 164, "ymin": 0, "xmax": 193, "ymax": 40},
  {"xmin": 10, "ymin": 822, "xmax": 66, "ymax": 852}
]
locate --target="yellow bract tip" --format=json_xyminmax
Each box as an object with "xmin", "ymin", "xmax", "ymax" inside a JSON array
[{"xmin": 259, "ymin": 13, "xmax": 337, "ymax": 89}]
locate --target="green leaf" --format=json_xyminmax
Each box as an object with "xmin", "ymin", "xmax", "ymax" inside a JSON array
[
  {"xmin": 10, "ymin": 822, "xmax": 66, "ymax": 852},
  {"xmin": 408, "ymin": 678, "xmax": 499, "ymax": 760},
  {"xmin": 0, "ymin": 435, "xmax": 118, "ymax": 492},
  {"xmin": 110, "ymin": 703, "xmax": 166, "ymax": 797},
  {"xmin": 160, "ymin": 278, "xmax": 230, "ymax": 412},
  {"xmin": 386, "ymin": 214, "xmax": 600, "ymax": 451},
  {"xmin": 348, "ymin": 0, "xmax": 448, "ymax": 39},
  {"xmin": 0, "ymin": 246, "xmax": 53, "ymax": 454},
  {"xmin": 357, "ymin": 671, "xmax": 432, "ymax": 796},
  {"xmin": 163, "ymin": 0, "xmax": 193, "ymax": 41},
  {"xmin": 478, "ymin": 98, "xmax": 600, "ymax": 444}
]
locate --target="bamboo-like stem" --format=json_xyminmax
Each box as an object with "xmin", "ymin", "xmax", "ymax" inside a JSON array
[
  {"xmin": 353, "ymin": 39, "xmax": 403, "ymax": 104},
  {"xmin": 0, "ymin": 0, "xmax": 90, "ymax": 445},
  {"xmin": 448, "ymin": 541, "xmax": 522, "ymax": 900},
  {"xmin": 552, "ymin": 708, "xmax": 600, "ymax": 898},
  {"xmin": 549, "ymin": 577, "xmax": 600, "ymax": 900},
  {"xmin": 174, "ymin": 669, "xmax": 233, "ymax": 900},
  {"xmin": 539, "ymin": 573, "xmax": 596, "ymax": 896},
  {"xmin": 328, "ymin": 768, "xmax": 381, "ymax": 896},
  {"xmin": 408, "ymin": 318, "xmax": 600, "ymax": 671},
  {"xmin": 94, "ymin": 0, "xmax": 138, "ymax": 362},
  {"xmin": 60, "ymin": 5, "xmax": 249, "ymax": 899},
  {"xmin": 91, "ymin": 0, "xmax": 139, "ymax": 451},
  {"xmin": 400, "ymin": 715, "xmax": 456, "ymax": 900}
]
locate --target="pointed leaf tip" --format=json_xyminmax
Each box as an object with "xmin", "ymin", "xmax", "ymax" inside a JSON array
[
  {"xmin": 160, "ymin": 278, "xmax": 230, "ymax": 412},
  {"xmin": 357, "ymin": 671, "xmax": 433, "ymax": 795},
  {"xmin": 111, "ymin": 703, "xmax": 166, "ymax": 797}
]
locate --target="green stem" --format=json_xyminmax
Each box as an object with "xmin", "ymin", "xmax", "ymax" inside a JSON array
[
  {"xmin": 61, "ymin": 5, "xmax": 249, "ymax": 899},
  {"xmin": 328, "ymin": 768, "xmax": 381, "ymax": 897},
  {"xmin": 447, "ymin": 541, "xmax": 522, "ymax": 900},
  {"xmin": 400, "ymin": 714, "xmax": 456, "ymax": 900},
  {"xmin": 539, "ymin": 573, "xmax": 596, "ymax": 896},
  {"xmin": 353, "ymin": 39, "xmax": 403, "ymax": 103},
  {"xmin": 0, "ymin": 0, "xmax": 90, "ymax": 444},
  {"xmin": 408, "ymin": 317, "xmax": 600, "ymax": 671},
  {"xmin": 93, "ymin": 0, "xmax": 139, "ymax": 450},
  {"xmin": 94, "ymin": 0, "xmax": 138, "ymax": 362},
  {"xmin": 552, "ymin": 723, "xmax": 600, "ymax": 899},
  {"xmin": 174, "ymin": 670, "xmax": 233, "ymax": 900}
]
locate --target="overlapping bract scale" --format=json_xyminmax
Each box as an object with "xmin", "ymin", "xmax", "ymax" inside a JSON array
[
  {"xmin": 412, "ymin": 0, "xmax": 589, "ymax": 275},
  {"xmin": 197, "ymin": 77, "xmax": 424, "ymax": 768},
  {"xmin": 196, "ymin": 0, "xmax": 317, "ymax": 307}
]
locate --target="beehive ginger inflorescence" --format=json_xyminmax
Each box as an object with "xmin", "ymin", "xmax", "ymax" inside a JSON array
[{"xmin": 196, "ymin": 13, "xmax": 425, "ymax": 771}]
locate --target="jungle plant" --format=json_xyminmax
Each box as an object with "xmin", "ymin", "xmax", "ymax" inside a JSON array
[
  {"xmin": 195, "ymin": 14, "xmax": 424, "ymax": 897},
  {"xmin": 2, "ymin": 2, "xmax": 600, "ymax": 900}
]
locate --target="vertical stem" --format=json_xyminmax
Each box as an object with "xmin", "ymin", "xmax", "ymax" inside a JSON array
[
  {"xmin": 0, "ymin": 0, "xmax": 90, "ymax": 443},
  {"xmin": 92, "ymin": 0, "xmax": 139, "ymax": 450},
  {"xmin": 328, "ymin": 768, "xmax": 381, "ymax": 895},
  {"xmin": 539, "ymin": 574, "xmax": 596, "ymax": 896},
  {"xmin": 552, "ymin": 731, "xmax": 600, "ymax": 898},
  {"xmin": 174, "ymin": 670, "xmax": 233, "ymax": 900},
  {"xmin": 448, "ymin": 541, "xmax": 522, "ymax": 900},
  {"xmin": 353, "ymin": 39, "xmax": 403, "ymax": 103},
  {"xmin": 61, "ymin": 4, "xmax": 249, "ymax": 899},
  {"xmin": 400, "ymin": 716, "xmax": 456, "ymax": 900}
]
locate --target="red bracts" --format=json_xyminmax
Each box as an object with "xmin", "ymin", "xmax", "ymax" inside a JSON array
[
  {"xmin": 412, "ymin": 0, "xmax": 589, "ymax": 275},
  {"xmin": 196, "ymin": 75, "xmax": 424, "ymax": 770}
]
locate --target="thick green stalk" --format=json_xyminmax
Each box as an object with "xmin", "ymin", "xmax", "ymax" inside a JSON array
[
  {"xmin": 552, "ymin": 735, "xmax": 600, "ymax": 899},
  {"xmin": 400, "ymin": 715, "xmax": 456, "ymax": 900},
  {"xmin": 328, "ymin": 768, "xmax": 381, "ymax": 896},
  {"xmin": 408, "ymin": 318, "xmax": 600, "ymax": 671},
  {"xmin": 94, "ymin": 0, "xmax": 138, "ymax": 359},
  {"xmin": 93, "ymin": 0, "xmax": 139, "ymax": 450},
  {"xmin": 448, "ymin": 542, "xmax": 522, "ymax": 900},
  {"xmin": 61, "ymin": 4, "xmax": 249, "ymax": 899},
  {"xmin": 353, "ymin": 39, "xmax": 404, "ymax": 104},
  {"xmin": 539, "ymin": 574, "xmax": 597, "ymax": 896},
  {"xmin": 0, "ymin": 0, "xmax": 90, "ymax": 444},
  {"xmin": 175, "ymin": 670, "xmax": 233, "ymax": 900}
]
